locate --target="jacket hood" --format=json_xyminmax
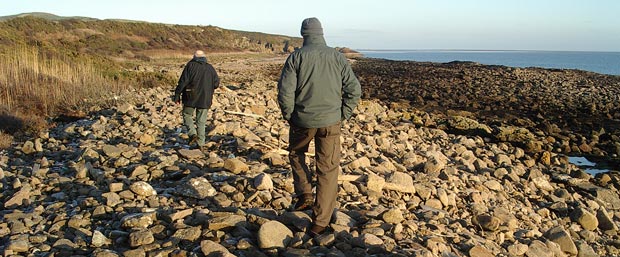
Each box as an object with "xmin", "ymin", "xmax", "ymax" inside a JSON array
[
  {"xmin": 303, "ymin": 34, "xmax": 327, "ymax": 47},
  {"xmin": 191, "ymin": 56, "xmax": 207, "ymax": 64}
]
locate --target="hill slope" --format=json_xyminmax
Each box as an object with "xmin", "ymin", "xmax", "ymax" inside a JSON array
[{"xmin": 0, "ymin": 13, "xmax": 303, "ymax": 56}]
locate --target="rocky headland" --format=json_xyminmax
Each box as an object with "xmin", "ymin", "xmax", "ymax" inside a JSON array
[{"xmin": 1, "ymin": 55, "xmax": 620, "ymax": 257}]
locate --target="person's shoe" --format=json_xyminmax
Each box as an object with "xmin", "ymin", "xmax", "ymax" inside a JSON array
[
  {"xmin": 308, "ymin": 224, "xmax": 326, "ymax": 238},
  {"xmin": 188, "ymin": 134, "xmax": 198, "ymax": 145},
  {"xmin": 292, "ymin": 194, "xmax": 314, "ymax": 211}
]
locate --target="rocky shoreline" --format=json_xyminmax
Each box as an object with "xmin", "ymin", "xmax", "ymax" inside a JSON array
[{"xmin": 1, "ymin": 56, "xmax": 619, "ymax": 257}]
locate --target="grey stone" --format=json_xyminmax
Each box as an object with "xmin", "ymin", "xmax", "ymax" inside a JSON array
[
  {"xmin": 92, "ymin": 230, "xmax": 111, "ymax": 247},
  {"xmin": 208, "ymin": 214, "xmax": 247, "ymax": 230},
  {"xmin": 258, "ymin": 220, "xmax": 293, "ymax": 249},
  {"xmin": 129, "ymin": 181, "xmax": 157, "ymax": 197},
  {"xmin": 176, "ymin": 177, "xmax": 217, "ymax": 199},
  {"xmin": 384, "ymin": 171, "xmax": 415, "ymax": 193},
  {"xmin": 526, "ymin": 240, "xmax": 553, "ymax": 257},
  {"xmin": 200, "ymin": 240, "xmax": 235, "ymax": 257},
  {"xmin": 121, "ymin": 213, "xmax": 155, "ymax": 229},
  {"xmin": 254, "ymin": 173, "xmax": 274, "ymax": 190},
  {"xmin": 129, "ymin": 229, "xmax": 154, "ymax": 247}
]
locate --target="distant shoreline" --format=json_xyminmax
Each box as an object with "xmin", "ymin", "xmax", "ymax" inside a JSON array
[{"xmin": 357, "ymin": 49, "xmax": 620, "ymax": 54}]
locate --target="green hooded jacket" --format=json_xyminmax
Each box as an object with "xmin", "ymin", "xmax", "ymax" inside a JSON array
[{"xmin": 277, "ymin": 32, "xmax": 361, "ymax": 128}]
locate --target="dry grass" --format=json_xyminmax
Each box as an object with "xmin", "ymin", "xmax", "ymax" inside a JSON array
[
  {"xmin": 0, "ymin": 46, "xmax": 127, "ymax": 135},
  {"xmin": 0, "ymin": 131, "xmax": 13, "ymax": 149}
]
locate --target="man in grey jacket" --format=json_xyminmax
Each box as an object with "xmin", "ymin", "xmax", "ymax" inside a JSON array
[{"xmin": 277, "ymin": 17, "xmax": 361, "ymax": 237}]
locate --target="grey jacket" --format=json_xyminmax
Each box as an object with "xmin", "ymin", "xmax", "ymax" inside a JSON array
[{"xmin": 277, "ymin": 35, "xmax": 361, "ymax": 128}]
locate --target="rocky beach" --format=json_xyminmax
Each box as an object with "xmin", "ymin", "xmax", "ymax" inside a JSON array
[{"xmin": 1, "ymin": 54, "xmax": 620, "ymax": 257}]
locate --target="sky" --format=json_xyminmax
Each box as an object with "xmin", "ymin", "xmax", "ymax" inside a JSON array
[{"xmin": 2, "ymin": 0, "xmax": 619, "ymax": 52}]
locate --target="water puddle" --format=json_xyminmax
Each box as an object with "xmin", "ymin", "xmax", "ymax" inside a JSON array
[{"xmin": 568, "ymin": 156, "xmax": 610, "ymax": 175}]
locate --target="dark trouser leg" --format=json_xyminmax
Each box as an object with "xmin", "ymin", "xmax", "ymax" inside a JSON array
[
  {"xmin": 312, "ymin": 122, "xmax": 341, "ymax": 227},
  {"xmin": 288, "ymin": 123, "xmax": 316, "ymax": 197}
]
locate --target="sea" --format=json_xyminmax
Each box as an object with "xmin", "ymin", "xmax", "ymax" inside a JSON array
[{"xmin": 358, "ymin": 50, "xmax": 620, "ymax": 76}]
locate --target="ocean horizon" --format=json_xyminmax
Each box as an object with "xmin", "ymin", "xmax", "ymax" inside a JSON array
[{"xmin": 357, "ymin": 50, "xmax": 620, "ymax": 76}]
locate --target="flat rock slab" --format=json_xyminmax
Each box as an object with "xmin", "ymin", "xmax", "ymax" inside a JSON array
[{"xmin": 178, "ymin": 149, "xmax": 205, "ymax": 159}]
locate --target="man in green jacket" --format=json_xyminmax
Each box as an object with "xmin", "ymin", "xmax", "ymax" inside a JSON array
[{"xmin": 277, "ymin": 17, "xmax": 362, "ymax": 237}]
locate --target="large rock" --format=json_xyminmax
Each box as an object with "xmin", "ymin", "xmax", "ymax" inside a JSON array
[
  {"xmin": 207, "ymin": 214, "xmax": 247, "ymax": 230},
  {"xmin": 382, "ymin": 209, "xmax": 404, "ymax": 224},
  {"xmin": 366, "ymin": 172, "xmax": 385, "ymax": 193},
  {"xmin": 594, "ymin": 188, "xmax": 620, "ymax": 210},
  {"xmin": 384, "ymin": 171, "xmax": 415, "ymax": 193},
  {"xmin": 570, "ymin": 208, "xmax": 598, "ymax": 231},
  {"xmin": 178, "ymin": 149, "xmax": 204, "ymax": 159},
  {"xmin": 224, "ymin": 158, "xmax": 249, "ymax": 174},
  {"xmin": 129, "ymin": 181, "xmax": 157, "ymax": 197},
  {"xmin": 200, "ymin": 240, "xmax": 235, "ymax": 257},
  {"xmin": 176, "ymin": 177, "xmax": 217, "ymax": 199},
  {"xmin": 348, "ymin": 156, "xmax": 371, "ymax": 170},
  {"xmin": 526, "ymin": 240, "xmax": 553, "ymax": 257},
  {"xmin": 121, "ymin": 213, "xmax": 155, "ymax": 229},
  {"xmin": 254, "ymin": 173, "xmax": 274, "ymax": 190},
  {"xmin": 446, "ymin": 116, "xmax": 492, "ymax": 136},
  {"xmin": 544, "ymin": 226, "xmax": 578, "ymax": 255},
  {"xmin": 258, "ymin": 220, "xmax": 293, "ymax": 249},
  {"xmin": 129, "ymin": 229, "xmax": 154, "ymax": 247},
  {"xmin": 597, "ymin": 207, "xmax": 618, "ymax": 231}
]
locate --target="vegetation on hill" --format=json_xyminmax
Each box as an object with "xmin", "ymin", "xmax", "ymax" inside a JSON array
[{"xmin": 0, "ymin": 14, "xmax": 302, "ymax": 147}]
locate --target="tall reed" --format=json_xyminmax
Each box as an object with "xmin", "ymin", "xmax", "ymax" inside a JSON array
[{"xmin": 0, "ymin": 46, "xmax": 126, "ymax": 116}]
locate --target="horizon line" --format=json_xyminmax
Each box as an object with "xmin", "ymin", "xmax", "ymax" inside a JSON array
[{"xmin": 355, "ymin": 49, "xmax": 620, "ymax": 53}]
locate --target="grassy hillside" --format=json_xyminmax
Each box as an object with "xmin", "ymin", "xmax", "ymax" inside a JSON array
[{"xmin": 0, "ymin": 13, "xmax": 303, "ymax": 147}]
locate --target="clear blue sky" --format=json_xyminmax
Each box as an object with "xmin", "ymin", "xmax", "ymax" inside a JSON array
[{"xmin": 2, "ymin": 0, "xmax": 619, "ymax": 51}]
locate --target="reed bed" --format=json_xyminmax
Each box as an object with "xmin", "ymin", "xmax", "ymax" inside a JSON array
[{"xmin": 0, "ymin": 46, "xmax": 128, "ymax": 138}]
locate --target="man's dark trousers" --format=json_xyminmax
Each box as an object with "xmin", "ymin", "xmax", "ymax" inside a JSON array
[{"xmin": 288, "ymin": 122, "xmax": 341, "ymax": 227}]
